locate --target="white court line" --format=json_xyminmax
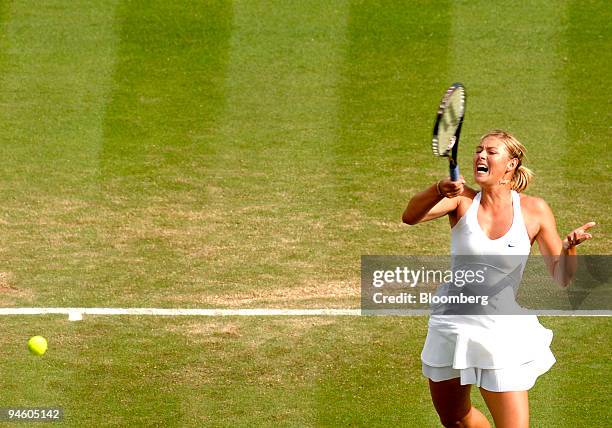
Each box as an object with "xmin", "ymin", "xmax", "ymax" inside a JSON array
[
  {"xmin": 0, "ymin": 308, "xmax": 609, "ymax": 321},
  {"xmin": 0, "ymin": 308, "xmax": 361, "ymax": 320}
]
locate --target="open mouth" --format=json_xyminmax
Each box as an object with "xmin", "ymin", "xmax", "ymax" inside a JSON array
[{"xmin": 476, "ymin": 165, "xmax": 489, "ymax": 173}]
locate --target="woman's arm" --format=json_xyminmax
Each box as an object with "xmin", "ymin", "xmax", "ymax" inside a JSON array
[
  {"xmin": 402, "ymin": 178, "xmax": 466, "ymax": 225},
  {"xmin": 532, "ymin": 198, "xmax": 595, "ymax": 288}
]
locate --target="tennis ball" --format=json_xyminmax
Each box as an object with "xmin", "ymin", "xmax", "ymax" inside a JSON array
[{"xmin": 28, "ymin": 336, "xmax": 48, "ymax": 356}]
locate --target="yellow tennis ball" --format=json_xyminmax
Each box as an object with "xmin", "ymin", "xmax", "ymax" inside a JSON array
[{"xmin": 28, "ymin": 336, "xmax": 48, "ymax": 356}]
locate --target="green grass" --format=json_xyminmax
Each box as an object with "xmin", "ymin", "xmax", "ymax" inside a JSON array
[
  {"xmin": 0, "ymin": 0, "xmax": 609, "ymax": 426},
  {"xmin": 0, "ymin": 316, "xmax": 609, "ymax": 427}
]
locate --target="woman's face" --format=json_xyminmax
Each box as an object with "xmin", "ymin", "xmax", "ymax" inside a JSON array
[{"xmin": 473, "ymin": 137, "xmax": 515, "ymax": 186}]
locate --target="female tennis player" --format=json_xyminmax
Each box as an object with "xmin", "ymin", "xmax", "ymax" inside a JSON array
[{"xmin": 402, "ymin": 130, "xmax": 595, "ymax": 428}]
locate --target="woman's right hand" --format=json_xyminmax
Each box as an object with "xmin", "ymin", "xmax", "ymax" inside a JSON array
[
  {"xmin": 437, "ymin": 176, "xmax": 466, "ymax": 199},
  {"xmin": 403, "ymin": 177, "xmax": 469, "ymax": 225}
]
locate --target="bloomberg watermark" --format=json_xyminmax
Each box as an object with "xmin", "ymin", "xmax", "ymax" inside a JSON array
[{"xmin": 361, "ymin": 255, "xmax": 612, "ymax": 315}]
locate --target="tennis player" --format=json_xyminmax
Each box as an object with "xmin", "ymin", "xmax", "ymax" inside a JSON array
[{"xmin": 402, "ymin": 130, "xmax": 595, "ymax": 428}]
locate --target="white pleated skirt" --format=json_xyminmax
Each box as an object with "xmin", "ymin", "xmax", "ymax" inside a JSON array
[
  {"xmin": 422, "ymin": 352, "xmax": 556, "ymax": 392},
  {"xmin": 421, "ymin": 315, "xmax": 556, "ymax": 392}
]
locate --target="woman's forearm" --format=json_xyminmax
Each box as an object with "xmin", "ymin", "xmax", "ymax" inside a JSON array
[
  {"xmin": 402, "ymin": 183, "xmax": 443, "ymax": 225},
  {"xmin": 553, "ymin": 241, "xmax": 578, "ymax": 288}
]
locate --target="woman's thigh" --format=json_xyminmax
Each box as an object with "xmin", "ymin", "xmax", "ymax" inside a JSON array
[
  {"xmin": 429, "ymin": 378, "xmax": 472, "ymax": 423},
  {"xmin": 479, "ymin": 388, "xmax": 529, "ymax": 428}
]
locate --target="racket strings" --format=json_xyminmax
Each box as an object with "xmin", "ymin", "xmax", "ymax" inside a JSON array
[{"xmin": 432, "ymin": 86, "xmax": 465, "ymax": 157}]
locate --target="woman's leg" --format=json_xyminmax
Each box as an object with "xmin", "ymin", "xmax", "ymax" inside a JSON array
[
  {"xmin": 429, "ymin": 378, "xmax": 491, "ymax": 427},
  {"xmin": 479, "ymin": 388, "xmax": 529, "ymax": 428}
]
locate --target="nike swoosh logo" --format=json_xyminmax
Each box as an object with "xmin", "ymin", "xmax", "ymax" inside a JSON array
[{"xmin": 507, "ymin": 243, "xmax": 516, "ymax": 247}]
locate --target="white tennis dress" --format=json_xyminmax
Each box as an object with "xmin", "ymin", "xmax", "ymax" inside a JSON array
[{"xmin": 421, "ymin": 190, "xmax": 556, "ymax": 391}]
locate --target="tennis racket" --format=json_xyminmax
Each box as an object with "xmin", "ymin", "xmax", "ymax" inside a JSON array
[{"xmin": 432, "ymin": 83, "xmax": 466, "ymax": 181}]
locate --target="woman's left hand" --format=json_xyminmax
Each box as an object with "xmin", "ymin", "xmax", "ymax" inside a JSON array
[{"xmin": 564, "ymin": 222, "xmax": 596, "ymax": 249}]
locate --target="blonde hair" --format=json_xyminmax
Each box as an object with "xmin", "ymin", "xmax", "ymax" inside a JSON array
[{"xmin": 480, "ymin": 130, "xmax": 534, "ymax": 192}]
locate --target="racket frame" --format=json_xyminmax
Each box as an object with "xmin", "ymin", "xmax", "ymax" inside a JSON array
[{"xmin": 432, "ymin": 83, "xmax": 466, "ymax": 181}]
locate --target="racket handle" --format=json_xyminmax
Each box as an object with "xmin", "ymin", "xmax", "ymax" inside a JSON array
[{"xmin": 450, "ymin": 164, "xmax": 460, "ymax": 181}]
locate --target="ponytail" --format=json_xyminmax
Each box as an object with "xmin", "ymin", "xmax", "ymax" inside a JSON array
[{"xmin": 511, "ymin": 164, "xmax": 533, "ymax": 193}]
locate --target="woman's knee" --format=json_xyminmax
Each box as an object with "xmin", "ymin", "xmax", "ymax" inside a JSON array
[
  {"xmin": 439, "ymin": 406, "xmax": 472, "ymax": 427},
  {"xmin": 440, "ymin": 406, "xmax": 491, "ymax": 428}
]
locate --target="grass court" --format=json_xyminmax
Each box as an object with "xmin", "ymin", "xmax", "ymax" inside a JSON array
[{"xmin": 0, "ymin": 1, "xmax": 609, "ymax": 426}]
